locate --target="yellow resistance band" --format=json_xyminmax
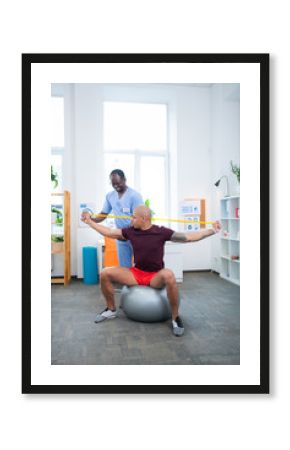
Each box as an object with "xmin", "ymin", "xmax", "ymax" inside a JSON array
[{"xmin": 90, "ymin": 213, "xmax": 215, "ymax": 225}]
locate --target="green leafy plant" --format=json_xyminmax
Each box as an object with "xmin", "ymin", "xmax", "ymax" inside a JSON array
[
  {"xmin": 51, "ymin": 165, "xmax": 58, "ymax": 189},
  {"xmin": 145, "ymin": 199, "xmax": 155, "ymax": 217},
  {"xmin": 51, "ymin": 206, "xmax": 63, "ymax": 226},
  {"xmin": 230, "ymin": 160, "xmax": 240, "ymax": 183},
  {"xmin": 51, "ymin": 235, "xmax": 64, "ymax": 243}
]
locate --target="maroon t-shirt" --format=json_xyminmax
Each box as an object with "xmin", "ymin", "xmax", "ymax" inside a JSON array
[{"xmin": 121, "ymin": 225, "xmax": 174, "ymax": 272}]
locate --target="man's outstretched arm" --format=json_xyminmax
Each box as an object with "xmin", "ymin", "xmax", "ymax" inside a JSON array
[
  {"xmin": 81, "ymin": 212, "xmax": 125, "ymax": 240},
  {"xmin": 170, "ymin": 221, "xmax": 221, "ymax": 243}
]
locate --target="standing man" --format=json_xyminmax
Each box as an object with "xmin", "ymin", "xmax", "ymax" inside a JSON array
[
  {"xmin": 92, "ymin": 169, "xmax": 143, "ymax": 268},
  {"xmin": 82, "ymin": 205, "xmax": 221, "ymax": 336}
]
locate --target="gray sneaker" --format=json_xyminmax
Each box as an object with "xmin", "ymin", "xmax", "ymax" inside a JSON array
[
  {"xmin": 94, "ymin": 307, "xmax": 117, "ymax": 323},
  {"xmin": 172, "ymin": 316, "xmax": 184, "ymax": 336}
]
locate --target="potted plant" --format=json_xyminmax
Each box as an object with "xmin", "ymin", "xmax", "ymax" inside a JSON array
[
  {"xmin": 145, "ymin": 198, "xmax": 155, "ymax": 217},
  {"xmin": 51, "ymin": 206, "xmax": 64, "ymax": 253},
  {"xmin": 51, "ymin": 235, "xmax": 64, "ymax": 254},
  {"xmin": 230, "ymin": 160, "xmax": 240, "ymax": 194},
  {"xmin": 51, "ymin": 165, "xmax": 58, "ymax": 190},
  {"xmin": 51, "ymin": 206, "xmax": 63, "ymax": 225}
]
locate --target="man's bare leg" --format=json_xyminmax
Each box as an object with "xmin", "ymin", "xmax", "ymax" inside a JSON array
[
  {"xmin": 100, "ymin": 267, "xmax": 138, "ymax": 310},
  {"xmin": 149, "ymin": 269, "xmax": 179, "ymax": 320},
  {"xmin": 150, "ymin": 269, "xmax": 184, "ymax": 336}
]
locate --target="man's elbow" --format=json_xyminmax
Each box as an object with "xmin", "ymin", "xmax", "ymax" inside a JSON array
[
  {"xmin": 107, "ymin": 230, "xmax": 115, "ymax": 239},
  {"xmin": 109, "ymin": 230, "xmax": 123, "ymax": 240}
]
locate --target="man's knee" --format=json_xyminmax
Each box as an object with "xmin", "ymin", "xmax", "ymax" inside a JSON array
[
  {"xmin": 100, "ymin": 268, "xmax": 114, "ymax": 282},
  {"xmin": 162, "ymin": 269, "xmax": 176, "ymax": 285}
]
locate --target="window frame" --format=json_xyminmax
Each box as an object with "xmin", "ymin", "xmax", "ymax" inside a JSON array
[
  {"xmin": 102, "ymin": 100, "xmax": 170, "ymax": 222},
  {"xmin": 51, "ymin": 95, "xmax": 65, "ymax": 193}
]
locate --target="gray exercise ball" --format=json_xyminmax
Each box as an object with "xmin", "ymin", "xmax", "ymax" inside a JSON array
[{"xmin": 120, "ymin": 285, "xmax": 173, "ymax": 323}]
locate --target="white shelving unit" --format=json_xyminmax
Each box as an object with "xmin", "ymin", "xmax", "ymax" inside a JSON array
[{"xmin": 219, "ymin": 196, "xmax": 240, "ymax": 286}]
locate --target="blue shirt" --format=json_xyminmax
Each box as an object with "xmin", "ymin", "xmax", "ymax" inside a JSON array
[{"xmin": 102, "ymin": 187, "xmax": 143, "ymax": 229}]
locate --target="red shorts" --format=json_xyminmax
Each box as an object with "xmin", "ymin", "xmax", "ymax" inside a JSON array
[{"xmin": 130, "ymin": 267, "xmax": 158, "ymax": 286}]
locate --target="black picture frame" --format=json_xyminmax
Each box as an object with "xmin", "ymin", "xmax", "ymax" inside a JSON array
[{"xmin": 22, "ymin": 53, "xmax": 269, "ymax": 394}]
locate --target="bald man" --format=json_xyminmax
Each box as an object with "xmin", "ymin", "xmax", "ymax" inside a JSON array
[{"xmin": 82, "ymin": 206, "xmax": 221, "ymax": 337}]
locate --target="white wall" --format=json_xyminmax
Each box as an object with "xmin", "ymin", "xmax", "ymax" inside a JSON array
[
  {"xmin": 175, "ymin": 86, "xmax": 212, "ymax": 269},
  {"xmin": 73, "ymin": 84, "xmax": 104, "ymax": 276}
]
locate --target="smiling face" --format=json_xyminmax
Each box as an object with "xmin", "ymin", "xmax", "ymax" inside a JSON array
[{"xmin": 110, "ymin": 174, "xmax": 127, "ymax": 193}]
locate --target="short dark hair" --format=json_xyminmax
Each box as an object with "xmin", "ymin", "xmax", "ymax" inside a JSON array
[{"xmin": 110, "ymin": 169, "xmax": 126, "ymax": 179}]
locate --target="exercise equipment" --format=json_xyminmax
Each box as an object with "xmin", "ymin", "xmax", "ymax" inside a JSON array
[
  {"xmin": 89, "ymin": 212, "xmax": 215, "ymax": 225},
  {"xmin": 82, "ymin": 246, "xmax": 99, "ymax": 284},
  {"xmin": 120, "ymin": 285, "xmax": 177, "ymax": 323}
]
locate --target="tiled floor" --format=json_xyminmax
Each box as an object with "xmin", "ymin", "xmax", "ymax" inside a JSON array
[{"xmin": 51, "ymin": 272, "xmax": 240, "ymax": 365}]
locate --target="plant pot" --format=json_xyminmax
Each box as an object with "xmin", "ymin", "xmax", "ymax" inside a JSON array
[{"xmin": 51, "ymin": 241, "xmax": 64, "ymax": 254}]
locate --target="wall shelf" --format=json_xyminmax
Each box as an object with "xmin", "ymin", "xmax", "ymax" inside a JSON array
[
  {"xmin": 221, "ymin": 255, "xmax": 240, "ymax": 264},
  {"xmin": 51, "ymin": 191, "xmax": 71, "ymax": 286},
  {"xmin": 221, "ymin": 237, "xmax": 240, "ymax": 242},
  {"xmin": 221, "ymin": 217, "xmax": 240, "ymax": 220},
  {"xmin": 219, "ymin": 196, "xmax": 240, "ymax": 286}
]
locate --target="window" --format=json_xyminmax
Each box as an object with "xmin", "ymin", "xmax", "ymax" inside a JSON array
[
  {"xmin": 103, "ymin": 101, "xmax": 168, "ymax": 220},
  {"xmin": 51, "ymin": 96, "xmax": 64, "ymax": 193},
  {"xmin": 140, "ymin": 155, "xmax": 166, "ymax": 219}
]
